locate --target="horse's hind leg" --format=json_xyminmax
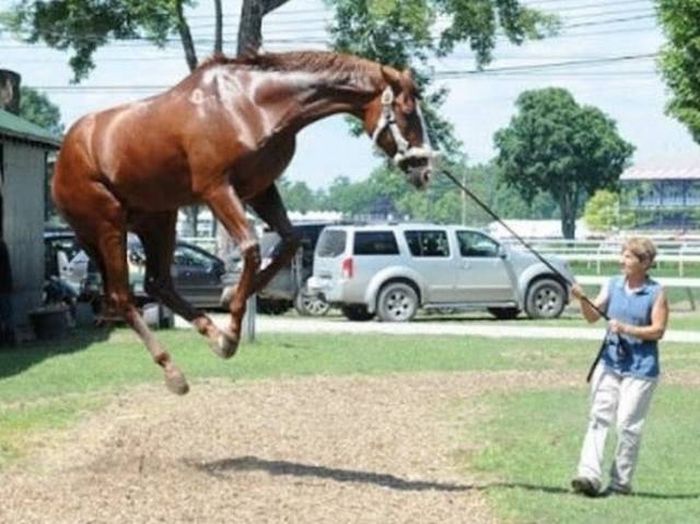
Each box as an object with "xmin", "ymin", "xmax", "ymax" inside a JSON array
[
  {"xmin": 58, "ymin": 187, "xmax": 189, "ymax": 395},
  {"xmin": 131, "ymin": 210, "xmax": 236, "ymax": 358},
  {"xmin": 246, "ymin": 185, "xmax": 300, "ymax": 294}
]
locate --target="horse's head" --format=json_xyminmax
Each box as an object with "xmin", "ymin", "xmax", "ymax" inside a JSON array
[{"xmin": 365, "ymin": 67, "xmax": 436, "ymax": 189}]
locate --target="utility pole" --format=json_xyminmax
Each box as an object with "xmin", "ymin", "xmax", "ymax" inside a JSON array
[{"xmin": 461, "ymin": 171, "xmax": 467, "ymax": 225}]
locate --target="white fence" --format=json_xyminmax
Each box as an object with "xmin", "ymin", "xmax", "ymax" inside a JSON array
[{"xmin": 502, "ymin": 238, "xmax": 700, "ymax": 276}]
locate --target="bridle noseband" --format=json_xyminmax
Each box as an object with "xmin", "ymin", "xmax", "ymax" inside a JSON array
[{"xmin": 371, "ymin": 86, "xmax": 436, "ymax": 167}]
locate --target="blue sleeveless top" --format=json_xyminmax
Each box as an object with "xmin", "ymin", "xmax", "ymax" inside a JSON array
[{"xmin": 601, "ymin": 276, "xmax": 662, "ymax": 379}]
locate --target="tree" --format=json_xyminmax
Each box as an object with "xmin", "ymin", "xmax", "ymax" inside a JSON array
[
  {"xmin": 277, "ymin": 178, "xmax": 315, "ymax": 213},
  {"xmin": 18, "ymin": 86, "xmax": 64, "ymax": 224},
  {"xmin": 3, "ymin": 1, "xmax": 556, "ymax": 153},
  {"xmin": 583, "ymin": 189, "xmax": 635, "ymax": 233},
  {"xmin": 19, "ymin": 86, "xmax": 64, "ymax": 135},
  {"xmin": 657, "ymin": 1, "xmax": 700, "ymax": 143},
  {"xmin": 494, "ymin": 88, "xmax": 634, "ymax": 239},
  {"xmin": 327, "ymin": 0, "xmax": 557, "ymax": 156}
]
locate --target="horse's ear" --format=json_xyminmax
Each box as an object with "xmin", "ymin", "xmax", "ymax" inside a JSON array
[
  {"xmin": 381, "ymin": 66, "xmax": 402, "ymax": 96},
  {"xmin": 381, "ymin": 66, "xmax": 415, "ymax": 114}
]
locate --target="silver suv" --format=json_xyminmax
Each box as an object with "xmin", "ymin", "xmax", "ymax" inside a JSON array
[{"xmin": 307, "ymin": 223, "xmax": 575, "ymax": 322}]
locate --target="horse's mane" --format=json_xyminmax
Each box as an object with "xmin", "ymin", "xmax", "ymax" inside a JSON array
[{"xmin": 197, "ymin": 50, "xmax": 382, "ymax": 79}]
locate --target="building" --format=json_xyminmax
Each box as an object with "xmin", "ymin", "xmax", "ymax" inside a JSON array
[
  {"xmin": 1, "ymin": 102, "xmax": 61, "ymax": 337},
  {"xmin": 620, "ymin": 161, "xmax": 700, "ymax": 231}
]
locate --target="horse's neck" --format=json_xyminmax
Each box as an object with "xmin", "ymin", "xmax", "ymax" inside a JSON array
[{"xmin": 256, "ymin": 68, "xmax": 380, "ymax": 135}]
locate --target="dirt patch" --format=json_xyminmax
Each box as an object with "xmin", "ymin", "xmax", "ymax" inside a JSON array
[{"xmin": 0, "ymin": 370, "xmax": 580, "ymax": 524}]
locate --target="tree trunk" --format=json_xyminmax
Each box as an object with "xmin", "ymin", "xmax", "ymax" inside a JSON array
[
  {"xmin": 237, "ymin": 0, "xmax": 264, "ymax": 56},
  {"xmin": 559, "ymin": 193, "xmax": 577, "ymax": 239},
  {"xmin": 214, "ymin": 0, "xmax": 223, "ymax": 54},
  {"xmin": 175, "ymin": 0, "xmax": 198, "ymax": 70},
  {"xmin": 237, "ymin": 0, "xmax": 291, "ymax": 56}
]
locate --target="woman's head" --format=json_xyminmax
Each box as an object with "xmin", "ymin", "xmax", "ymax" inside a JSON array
[{"xmin": 620, "ymin": 236, "xmax": 657, "ymax": 276}]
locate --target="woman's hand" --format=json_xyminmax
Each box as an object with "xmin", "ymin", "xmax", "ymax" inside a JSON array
[
  {"xmin": 571, "ymin": 283, "xmax": 586, "ymax": 301},
  {"xmin": 609, "ymin": 319, "xmax": 627, "ymax": 334}
]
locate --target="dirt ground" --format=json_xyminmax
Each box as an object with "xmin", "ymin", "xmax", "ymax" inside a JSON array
[{"xmin": 0, "ymin": 369, "xmax": 591, "ymax": 524}]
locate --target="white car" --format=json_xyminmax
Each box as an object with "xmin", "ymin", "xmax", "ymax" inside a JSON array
[{"xmin": 307, "ymin": 223, "xmax": 575, "ymax": 322}]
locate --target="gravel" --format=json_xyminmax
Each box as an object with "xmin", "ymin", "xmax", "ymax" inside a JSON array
[{"xmin": 0, "ymin": 370, "xmax": 580, "ymax": 524}]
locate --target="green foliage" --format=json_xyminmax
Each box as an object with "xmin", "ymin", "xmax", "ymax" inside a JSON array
[
  {"xmin": 583, "ymin": 189, "xmax": 635, "ymax": 233},
  {"xmin": 327, "ymin": 0, "xmax": 558, "ymax": 158},
  {"xmin": 4, "ymin": 0, "xmax": 187, "ymax": 82},
  {"xmin": 281, "ymin": 159, "xmax": 559, "ymax": 223},
  {"xmin": 494, "ymin": 87, "xmax": 634, "ymax": 238},
  {"xmin": 19, "ymin": 86, "xmax": 64, "ymax": 135},
  {"xmin": 3, "ymin": 0, "xmax": 558, "ymax": 164},
  {"xmin": 277, "ymin": 178, "xmax": 316, "ymax": 213},
  {"xmin": 657, "ymin": 1, "xmax": 700, "ymax": 143}
]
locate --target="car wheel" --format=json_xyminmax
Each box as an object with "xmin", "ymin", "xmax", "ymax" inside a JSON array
[
  {"xmin": 294, "ymin": 292, "xmax": 330, "ymax": 317},
  {"xmin": 341, "ymin": 305, "xmax": 375, "ymax": 321},
  {"xmin": 377, "ymin": 282, "xmax": 418, "ymax": 322},
  {"xmin": 256, "ymin": 298, "xmax": 291, "ymax": 315},
  {"xmin": 525, "ymin": 278, "xmax": 566, "ymax": 319},
  {"xmin": 487, "ymin": 307, "xmax": 521, "ymax": 320}
]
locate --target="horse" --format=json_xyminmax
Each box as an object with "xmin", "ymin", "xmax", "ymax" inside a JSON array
[{"xmin": 52, "ymin": 50, "xmax": 436, "ymax": 395}]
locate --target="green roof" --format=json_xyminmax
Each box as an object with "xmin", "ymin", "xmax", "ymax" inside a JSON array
[{"xmin": 0, "ymin": 108, "xmax": 61, "ymax": 148}]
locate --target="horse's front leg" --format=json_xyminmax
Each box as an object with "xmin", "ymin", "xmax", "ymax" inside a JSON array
[{"xmin": 205, "ymin": 185, "xmax": 260, "ymax": 354}]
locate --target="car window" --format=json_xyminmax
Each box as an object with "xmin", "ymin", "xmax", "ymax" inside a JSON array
[
  {"xmin": 353, "ymin": 231, "xmax": 399, "ymax": 255},
  {"xmin": 404, "ymin": 230, "xmax": 450, "ymax": 258},
  {"xmin": 316, "ymin": 230, "xmax": 347, "ymax": 257},
  {"xmin": 456, "ymin": 231, "xmax": 500, "ymax": 258},
  {"xmin": 173, "ymin": 245, "xmax": 214, "ymax": 269}
]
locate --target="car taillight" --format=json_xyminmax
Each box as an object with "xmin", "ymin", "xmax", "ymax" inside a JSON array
[{"xmin": 341, "ymin": 257, "xmax": 353, "ymax": 279}]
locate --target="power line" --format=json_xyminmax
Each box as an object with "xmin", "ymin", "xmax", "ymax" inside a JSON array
[
  {"xmin": 433, "ymin": 53, "xmax": 658, "ymax": 79},
  {"xmin": 23, "ymin": 52, "xmax": 660, "ymax": 94}
]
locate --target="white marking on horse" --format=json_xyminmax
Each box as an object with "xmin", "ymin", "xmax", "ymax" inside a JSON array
[{"xmin": 206, "ymin": 68, "xmax": 258, "ymax": 149}]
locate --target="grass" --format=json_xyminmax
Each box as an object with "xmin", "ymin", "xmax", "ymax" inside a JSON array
[
  {"xmin": 414, "ymin": 305, "xmax": 700, "ymax": 331},
  {"xmin": 1, "ymin": 326, "xmax": 699, "ymax": 521},
  {"xmin": 0, "ymin": 328, "xmax": 610, "ymax": 403},
  {"xmin": 459, "ymin": 386, "xmax": 700, "ymax": 523}
]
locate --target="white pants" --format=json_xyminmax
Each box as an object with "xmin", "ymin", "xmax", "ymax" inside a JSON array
[{"xmin": 576, "ymin": 365, "xmax": 657, "ymax": 489}]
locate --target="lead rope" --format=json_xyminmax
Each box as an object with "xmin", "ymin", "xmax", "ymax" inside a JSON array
[{"xmin": 440, "ymin": 168, "xmax": 620, "ymax": 382}]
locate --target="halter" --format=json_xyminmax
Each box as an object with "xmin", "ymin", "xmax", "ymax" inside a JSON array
[{"xmin": 371, "ymin": 86, "xmax": 436, "ymax": 166}]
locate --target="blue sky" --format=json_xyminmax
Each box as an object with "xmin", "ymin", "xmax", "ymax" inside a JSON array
[{"xmin": 1, "ymin": 0, "xmax": 698, "ymax": 189}]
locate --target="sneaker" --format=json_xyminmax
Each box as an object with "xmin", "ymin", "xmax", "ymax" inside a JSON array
[
  {"xmin": 604, "ymin": 483, "xmax": 632, "ymax": 496},
  {"xmin": 571, "ymin": 476, "xmax": 601, "ymax": 497}
]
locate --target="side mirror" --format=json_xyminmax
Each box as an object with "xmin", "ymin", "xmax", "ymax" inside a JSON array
[{"xmin": 497, "ymin": 245, "xmax": 507, "ymax": 259}]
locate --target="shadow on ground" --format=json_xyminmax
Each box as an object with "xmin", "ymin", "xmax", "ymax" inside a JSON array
[
  {"xmin": 187, "ymin": 455, "xmax": 699, "ymax": 500},
  {"xmin": 0, "ymin": 326, "xmax": 112, "ymax": 380}
]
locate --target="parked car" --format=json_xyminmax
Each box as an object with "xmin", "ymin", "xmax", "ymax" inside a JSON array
[
  {"xmin": 44, "ymin": 230, "xmax": 229, "ymax": 309},
  {"xmin": 227, "ymin": 221, "xmax": 337, "ymax": 316},
  {"xmin": 307, "ymin": 223, "xmax": 575, "ymax": 322}
]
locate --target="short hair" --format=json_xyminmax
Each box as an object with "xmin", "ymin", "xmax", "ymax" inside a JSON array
[{"xmin": 622, "ymin": 236, "xmax": 657, "ymax": 265}]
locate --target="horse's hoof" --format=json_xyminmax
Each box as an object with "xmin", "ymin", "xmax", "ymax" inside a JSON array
[
  {"xmin": 165, "ymin": 367, "xmax": 189, "ymax": 395},
  {"xmin": 213, "ymin": 332, "xmax": 238, "ymax": 359}
]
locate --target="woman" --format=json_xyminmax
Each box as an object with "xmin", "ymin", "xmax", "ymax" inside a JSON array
[{"xmin": 570, "ymin": 236, "xmax": 669, "ymax": 497}]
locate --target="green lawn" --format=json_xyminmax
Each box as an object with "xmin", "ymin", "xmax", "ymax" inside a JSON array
[
  {"xmin": 459, "ymin": 386, "xmax": 700, "ymax": 523},
  {"xmin": 1, "ymin": 327, "xmax": 699, "ymax": 521},
  {"xmin": 413, "ymin": 307, "xmax": 700, "ymax": 331}
]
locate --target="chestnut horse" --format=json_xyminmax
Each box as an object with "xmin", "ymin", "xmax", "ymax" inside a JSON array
[{"xmin": 53, "ymin": 50, "xmax": 435, "ymax": 394}]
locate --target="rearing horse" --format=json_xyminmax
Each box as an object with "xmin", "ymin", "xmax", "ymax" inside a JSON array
[{"xmin": 53, "ymin": 50, "xmax": 435, "ymax": 394}]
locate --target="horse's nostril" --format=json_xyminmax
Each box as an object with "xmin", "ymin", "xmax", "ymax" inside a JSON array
[{"xmin": 422, "ymin": 170, "xmax": 432, "ymax": 184}]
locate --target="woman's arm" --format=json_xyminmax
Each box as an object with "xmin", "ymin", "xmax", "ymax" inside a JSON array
[
  {"xmin": 571, "ymin": 282, "xmax": 609, "ymax": 323},
  {"xmin": 610, "ymin": 288, "xmax": 669, "ymax": 341}
]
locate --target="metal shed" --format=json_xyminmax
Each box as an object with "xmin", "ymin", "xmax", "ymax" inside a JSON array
[{"xmin": 1, "ymin": 108, "xmax": 61, "ymax": 337}]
